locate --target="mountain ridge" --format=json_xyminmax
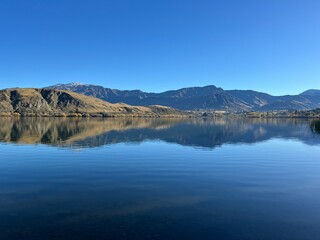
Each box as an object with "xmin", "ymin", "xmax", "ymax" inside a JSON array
[{"xmin": 47, "ymin": 83, "xmax": 320, "ymax": 111}]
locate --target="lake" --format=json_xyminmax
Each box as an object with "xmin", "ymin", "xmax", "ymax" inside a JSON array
[{"xmin": 1, "ymin": 117, "xmax": 320, "ymax": 240}]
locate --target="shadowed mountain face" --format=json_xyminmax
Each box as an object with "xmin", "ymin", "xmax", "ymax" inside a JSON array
[
  {"xmin": 48, "ymin": 83, "xmax": 320, "ymax": 111},
  {"xmin": 1, "ymin": 117, "xmax": 319, "ymax": 149},
  {"xmin": 48, "ymin": 84, "xmax": 251, "ymax": 111}
]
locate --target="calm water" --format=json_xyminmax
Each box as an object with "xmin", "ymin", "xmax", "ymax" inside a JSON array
[{"xmin": 1, "ymin": 117, "xmax": 320, "ymax": 240}]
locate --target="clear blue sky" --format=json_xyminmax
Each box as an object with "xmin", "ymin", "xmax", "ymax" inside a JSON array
[{"xmin": 0, "ymin": 0, "xmax": 319, "ymax": 95}]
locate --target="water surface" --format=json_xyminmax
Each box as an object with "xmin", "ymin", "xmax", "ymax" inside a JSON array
[{"xmin": 1, "ymin": 117, "xmax": 320, "ymax": 240}]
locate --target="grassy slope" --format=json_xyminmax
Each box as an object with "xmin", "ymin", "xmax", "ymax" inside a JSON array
[{"xmin": 0, "ymin": 88, "xmax": 185, "ymax": 117}]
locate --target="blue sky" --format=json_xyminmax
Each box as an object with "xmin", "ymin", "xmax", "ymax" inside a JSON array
[{"xmin": 0, "ymin": 0, "xmax": 319, "ymax": 95}]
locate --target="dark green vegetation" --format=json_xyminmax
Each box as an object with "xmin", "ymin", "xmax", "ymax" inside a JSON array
[
  {"xmin": 0, "ymin": 88, "xmax": 185, "ymax": 117},
  {"xmin": 49, "ymin": 83, "xmax": 320, "ymax": 111},
  {"xmin": 311, "ymin": 120, "xmax": 320, "ymax": 134},
  {"xmin": 229, "ymin": 108, "xmax": 320, "ymax": 119}
]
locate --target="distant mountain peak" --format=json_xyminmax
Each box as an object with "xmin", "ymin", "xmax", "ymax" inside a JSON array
[
  {"xmin": 53, "ymin": 82, "xmax": 89, "ymax": 87},
  {"xmin": 69, "ymin": 82, "xmax": 86, "ymax": 86},
  {"xmin": 300, "ymin": 89, "xmax": 320, "ymax": 96}
]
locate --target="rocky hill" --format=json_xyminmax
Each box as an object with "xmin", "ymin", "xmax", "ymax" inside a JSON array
[
  {"xmin": 0, "ymin": 88, "xmax": 184, "ymax": 117},
  {"xmin": 48, "ymin": 82, "xmax": 320, "ymax": 112}
]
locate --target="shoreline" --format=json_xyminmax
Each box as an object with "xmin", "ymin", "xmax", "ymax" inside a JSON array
[{"xmin": 0, "ymin": 114, "xmax": 320, "ymax": 119}]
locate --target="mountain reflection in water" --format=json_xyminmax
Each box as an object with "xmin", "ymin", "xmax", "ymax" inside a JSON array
[
  {"xmin": 0, "ymin": 117, "xmax": 319, "ymax": 149},
  {"xmin": 1, "ymin": 117, "xmax": 320, "ymax": 240},
  {"xmin": 311, "ymin": 120, "xmax": 320, "ymax": 134}
]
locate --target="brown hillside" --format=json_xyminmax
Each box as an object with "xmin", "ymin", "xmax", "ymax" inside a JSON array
[{"xmin": 0, "ymin": 88, "xmax": 185, "ymax": 117}]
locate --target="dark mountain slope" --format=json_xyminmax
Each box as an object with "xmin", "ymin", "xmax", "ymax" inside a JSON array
[
  {"xmin": 48, "ymin": 82, "xmax": 320, "ymax": 111},
  {"xmin": 226, "ymin": 90, "xmax": 274, "ymax": 109},
  {"xmin": 48, "ymin": 83, "xmax": 251, "ymax": 111}
]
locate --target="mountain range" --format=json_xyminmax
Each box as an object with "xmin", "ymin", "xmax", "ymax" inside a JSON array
[{"xmin": 48, "ymin": 82, "xmax": 320, "ymax": 112}]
